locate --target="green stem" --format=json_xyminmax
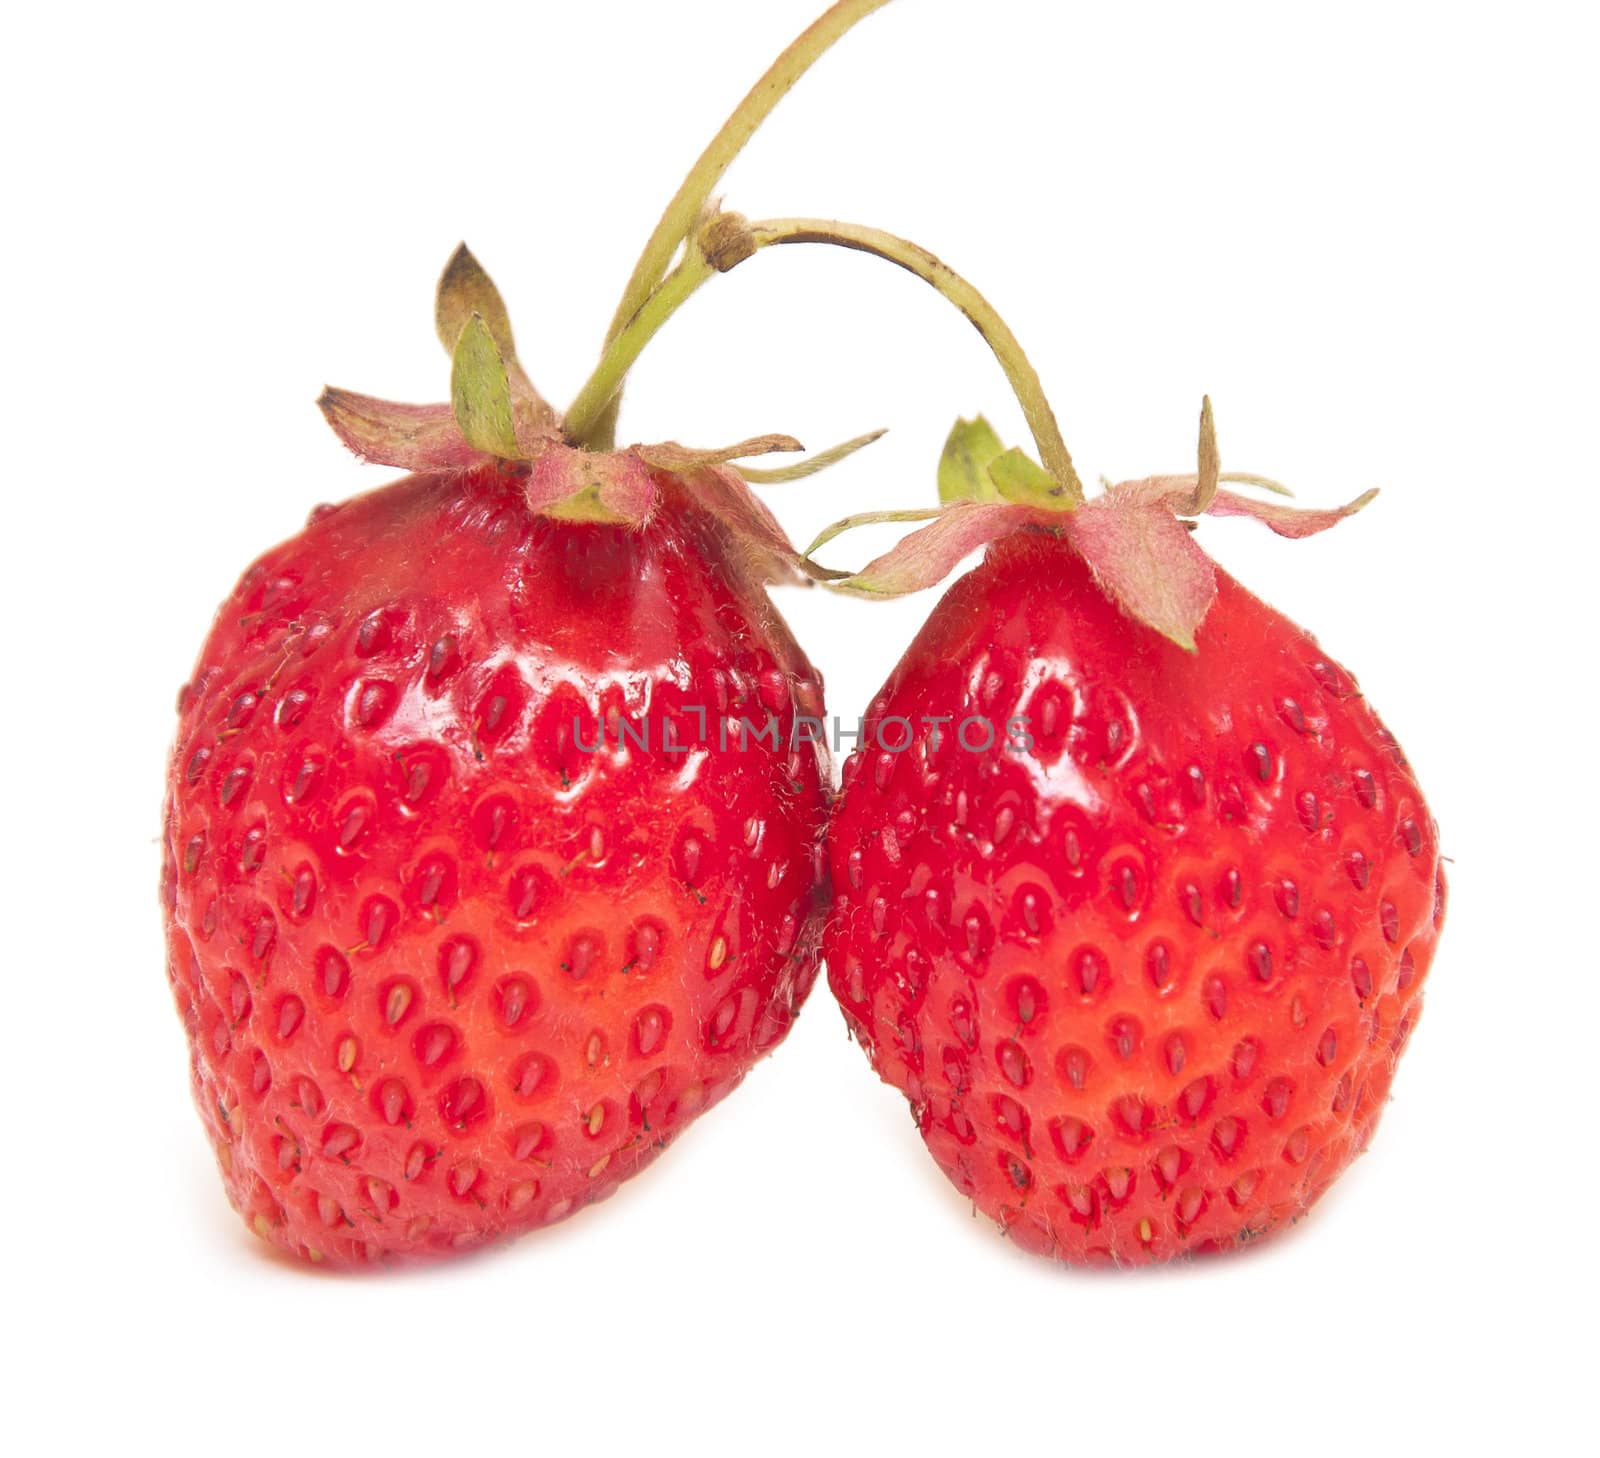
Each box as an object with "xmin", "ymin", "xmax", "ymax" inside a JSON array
[
  {"xmin": 578, "ymin": 0, "xmax": 895, "ymax": 450},
  {"xmin": 750, "ymin": 219, "xmax": 1082, "ymax": 502},
  {"xmin": 565, "ymin": 213, "xmax": 1084, "ymax": 505},
  {"xmin": 564, "ymin": 248, "xmax": 714, "ymax": 445}
]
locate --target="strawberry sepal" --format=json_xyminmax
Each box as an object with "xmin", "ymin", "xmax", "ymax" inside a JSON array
[
  {"xmin": 317, "ymin": 244, "xmax": 883, "ymax": 581},
  {"xmin": 807, "ymin": 401, "xmax": 1378, "ymax": 645}
]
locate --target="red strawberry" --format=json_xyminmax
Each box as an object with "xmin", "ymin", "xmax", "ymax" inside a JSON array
[
  {"xmin": 821, "ymin": 409, "xmax": 1444, "ymax": 1263},
  {"xmin": 161, "ymin": 249, "xmax": 837, "ymax": 1265},
  {"xmin": 157, "ymin": 0, "xmax": 931, "ymax": 1266}
]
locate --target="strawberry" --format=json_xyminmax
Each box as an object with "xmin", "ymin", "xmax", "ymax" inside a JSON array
[
  {"xmin": 157, "ymin": 0, "xmax": 909, "ymax": 1265},
  {"xmin": 159, "ymin": 244, "xmax": 850, "ymax": 1265},
  {"xmin": 819, "ymin": 398, "xmax": 1444, "ymax": 1262}
]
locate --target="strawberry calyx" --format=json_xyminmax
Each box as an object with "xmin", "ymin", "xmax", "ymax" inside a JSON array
[
  {"xmin": 314, "ymin": 0, "xmax": 904, "ymax": 585},
  {"xmin": 810, "ymin": 399, "xmax": 1375, "ymax": 649},
  {"xmin": 318, "ymin": 244, "xmax": 869, "ymax": 584},
  {"xmin": 789, "ymin": 227, "xmax": 1378, "ymax": 650}
]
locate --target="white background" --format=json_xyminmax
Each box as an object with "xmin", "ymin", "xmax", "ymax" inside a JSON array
[{"xmin": 5, "ymin": 1, "xmax": 1595, "ymax": 1452}]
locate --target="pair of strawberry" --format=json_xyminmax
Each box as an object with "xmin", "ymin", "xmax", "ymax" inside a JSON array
[{"xmin": 161, "ymin": 1, "xmax": 1442, "ymax": 1268}]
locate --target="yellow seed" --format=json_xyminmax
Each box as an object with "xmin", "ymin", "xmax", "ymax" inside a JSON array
[
  {"xmin": 585, "ymin": 1033, "xmax": 603, "ymax": 1068},
  {"xmin": 252, "ymin": 1214, "xmax": 273, "ymax": 1241},
  {"xmin": 708, "ymin": 936, "xmax": 728, "ymax": 970},
  {"xmin": 586, "ymin": 1103, "xmax": 605, "ymax": 1135},
  {"xmin": 385, "ymin": 984, "xmax": 412, "ymax": 1025},
  {"xmin": 508, "ymin": 1181, "xmax": 540, "ymax": 1210},
  {"xmin": 1138, "ymin": 1218, "xmax": 1153, "ymax": 1243},
  {"xmin": 337, "ymin": 1037, "xmax": 358, "ymax": 1072},
  {"xmin": 588, "ymin": 1155, "xmax": 611, "ymax": 1180}
]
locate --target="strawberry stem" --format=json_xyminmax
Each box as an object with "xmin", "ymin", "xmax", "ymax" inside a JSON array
[
  {"xmin": 565, "ymin": 213, "xmax": 1085, "ymax": 506},
  {"xmin": 565, "ymin": 247, "xmax": 715, "ymax": 445},
  {"xmin": 749, "ymin": 219, "xmax": 1082, "ymax": 503},
  {"xmin": 577, "ymin": 0, "xmax": 895, "ymax": 451}
]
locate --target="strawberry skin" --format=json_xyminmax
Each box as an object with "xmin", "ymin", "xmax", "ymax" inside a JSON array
[
  {"xmin": 162, "ymin": 464, "xmax": 829, "ymax": 1265},
  {"xmin": 825, "ymin": 531, "xmax": 1443, "ymax": 1263}
]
